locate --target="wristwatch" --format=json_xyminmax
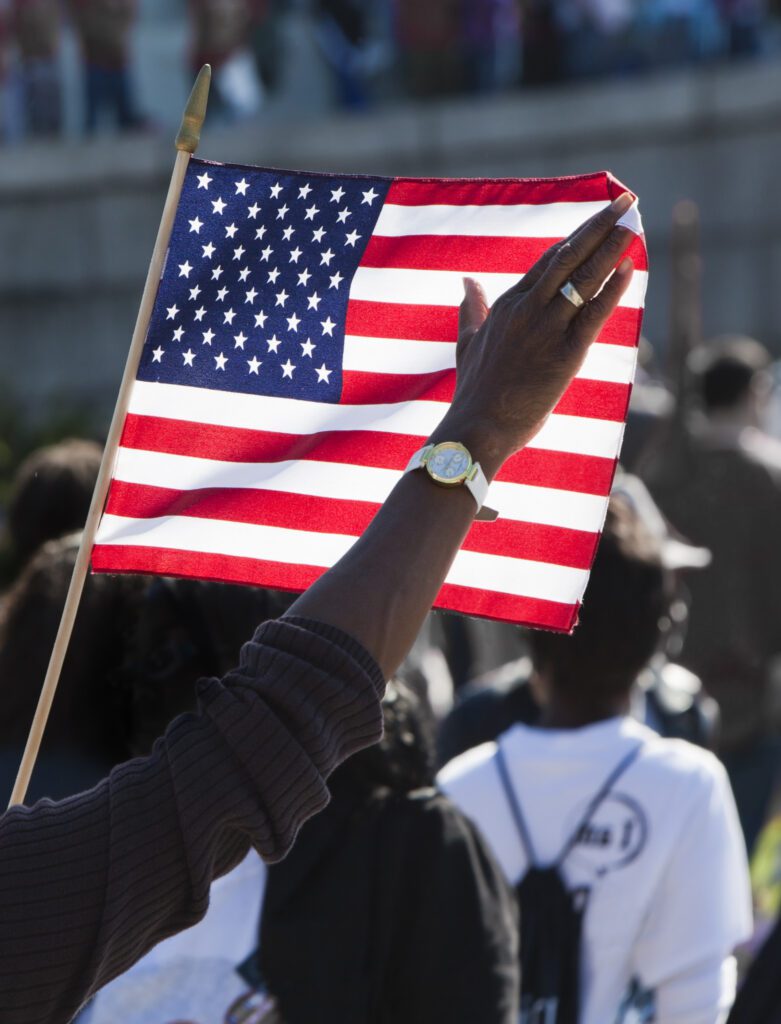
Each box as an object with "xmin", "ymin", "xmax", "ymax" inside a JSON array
[{"xmin": 405, "ymin": 442, "xmax": 498, "ymax": 521}]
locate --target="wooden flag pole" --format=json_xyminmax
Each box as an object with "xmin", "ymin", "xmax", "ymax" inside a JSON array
[{"xmin": 7, "ymin": 66, "xmax": 212, "ymax": 809}]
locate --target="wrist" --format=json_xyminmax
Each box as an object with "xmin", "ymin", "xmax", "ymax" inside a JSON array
[{"xmin": 427, "ymin": 416, "xmax": 511, "ymax": 481}]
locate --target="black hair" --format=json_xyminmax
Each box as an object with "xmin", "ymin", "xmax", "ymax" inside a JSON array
[
  {"xmin": 529, "ymin": 497, "xmax": 671, "ymax": 701},
  {"xmin": 689, "ymin": 335, "xmax": 771, "ymax": 413}
]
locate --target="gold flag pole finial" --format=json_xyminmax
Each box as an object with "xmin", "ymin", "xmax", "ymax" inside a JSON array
[{"xmin": 176, "ymin": 64, "xmax": 212, "ymax": 153}]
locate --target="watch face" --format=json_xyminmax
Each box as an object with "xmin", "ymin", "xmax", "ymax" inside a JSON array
[{"xmin": 427, "ymin": 444, "xmax": 471, "ymax": 484}]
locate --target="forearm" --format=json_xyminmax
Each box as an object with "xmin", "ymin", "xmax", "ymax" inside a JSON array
[
  {"xmin": 0, "ymin": 617, "xmax": 383, "ymax": 1024},
  {"xmin": 287, "ymin": 418, "xmax": 506, "ymax": 679}
]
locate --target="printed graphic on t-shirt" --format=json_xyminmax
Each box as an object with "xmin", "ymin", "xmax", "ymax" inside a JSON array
[{"xmin": 564, "ymin": 792, "xmax": 649, "ymax": 878}]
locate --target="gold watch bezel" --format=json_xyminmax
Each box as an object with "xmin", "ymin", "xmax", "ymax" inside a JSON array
[{"xmin": 422, "ymin": 442, "xmax": 475, "ymax": 487}]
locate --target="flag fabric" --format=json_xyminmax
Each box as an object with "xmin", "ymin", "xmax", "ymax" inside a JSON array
[{"xmin": 92, "ymin": 160, "xmax": 648, "ymax": 632}]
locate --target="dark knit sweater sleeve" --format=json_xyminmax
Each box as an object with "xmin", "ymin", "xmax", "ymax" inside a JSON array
[{"xmin": 0, "ymin": 616, "xmax": 385, "ymax": 1024}]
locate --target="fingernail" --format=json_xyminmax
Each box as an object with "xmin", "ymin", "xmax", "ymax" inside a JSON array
[
  {"xmin": 616, "ymin": 257, "xmax": 634, "ymax": 275},
  {"xmin": 611, "ymin": 192, "xmax": 634, "ymax": 215}
]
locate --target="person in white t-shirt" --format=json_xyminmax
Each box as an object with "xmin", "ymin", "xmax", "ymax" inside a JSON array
[{"xmin": 439, "ymin": 495, "xmax": 752, "ymax": 1024}]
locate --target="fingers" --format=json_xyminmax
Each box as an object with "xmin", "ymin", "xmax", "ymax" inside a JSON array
[
  {"xmin": 572, "ymin": 258, "xmax": 634, "ymax": 347},
  {"xmin": 554, "ymin": 225, "xmax": 634, "ymax": 308},
  {"xmin": 458, "ymin": 276, "xmax": 490, "ymax": 340},
  {"xmin": 534, "ymin": 191, "xmax": 636, "ymax": 305}
]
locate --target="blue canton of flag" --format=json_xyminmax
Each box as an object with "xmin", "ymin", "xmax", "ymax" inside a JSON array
[{"xmin": 139, "ymin": 163, "xmax": 390, "ymax": 404}]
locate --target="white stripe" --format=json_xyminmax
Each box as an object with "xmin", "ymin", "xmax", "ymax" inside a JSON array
[
  {"xmin": 94, "ymin": 513, "xmax": 589, "ymax": 605},
  {"xmin": 109, "ymin": 447, "xmax": 609, "ymax": 531},
  {"xmin": 349, "ymin": 265, "xmax": 648, "ymax": 310},
  {"xmin": 128, "ymin": 381, "xmax": 625, "ymax": 460},
  {"xmin": 375, "ymin": 201, "xmax": 612, "ymax": 239},
  {"xmin": 343, "ymin": 336, "xmax": 637, "ymax": 386}
]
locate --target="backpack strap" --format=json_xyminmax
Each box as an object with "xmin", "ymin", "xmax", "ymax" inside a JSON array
[
  {"xmin": 554, "ymin": 744, "xmax": 643, "ymax": 867},
  {"xmin": 495, "ymin": 741, "xmax": 539, "ymax": 866}
]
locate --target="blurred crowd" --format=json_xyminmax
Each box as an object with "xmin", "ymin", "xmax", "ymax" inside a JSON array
[{"xmin": 0, "ymin": 0, "xmax": 780, "ymax": 143}]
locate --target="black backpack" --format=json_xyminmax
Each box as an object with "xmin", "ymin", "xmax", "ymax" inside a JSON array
[{"xmin": 495, "ymin": 742, "xmax": 642, "ymax": 1024}]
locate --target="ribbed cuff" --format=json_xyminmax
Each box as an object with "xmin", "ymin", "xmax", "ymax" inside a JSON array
[{"xmin": 278, "ymin": 615, "xmax": 387, "ymax": 699}]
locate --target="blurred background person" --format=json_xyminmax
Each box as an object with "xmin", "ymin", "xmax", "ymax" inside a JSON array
[
  {"xmin": 461, "ymin": 0, "xmax": 521, "ymax": 94},
  {"xmin": 393, "ymin": 0, "xmax": 464, "ymax": 99},
  {"xmin": 10, "ymin": 0, "xmax": 63, "ymax": 139},
  {"xmin": 643, "ymin": 336, "xmax": 781, "ymax": 853},
  {"xmin": 188, "ymin": 0, "xmax": 264, "ymax": 122},
  {"xmin": 69, "ymin": 0, "xmax": 144, "ymax": 134}
]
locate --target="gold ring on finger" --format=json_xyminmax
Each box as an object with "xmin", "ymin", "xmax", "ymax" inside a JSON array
[{"xmin": 559, "ymin": 280, "xmax": 585, "ymax": 309}]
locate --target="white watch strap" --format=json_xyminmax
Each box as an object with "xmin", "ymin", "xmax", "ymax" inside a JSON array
[{"xmin": 405, "ymin": 445, "xmax": 498, "ymax": 521}]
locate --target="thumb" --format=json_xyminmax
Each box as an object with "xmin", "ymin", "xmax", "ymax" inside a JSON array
[{"xmin": 458, "ymin": 276, "xmax": 490, "ymax": 341}]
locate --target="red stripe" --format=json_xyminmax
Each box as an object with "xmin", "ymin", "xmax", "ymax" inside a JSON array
[
  {"xmin": 346, "ymin": 301, "xmax": 642, "ymax": 347},
  {"xmin": 387, "ymin": 175, "xmax": 618, "ymax": 207},
  {"xmin": 120, "ymin": 415, "xmax": 617, "ymax": 495},
  {"xmin": 434, "ymin": 583, "xmax": 578, "ymax": 632},
  {"xmin": 361, "ymin": 233, "xmax": 648, "ymax": 274},
  {"xmin": 104, "ymin": 480, "xmax": 601, "ymax": 569},
  {"xmin": 92, "ymin": 544, "xmax": 323, "ymax": 594},
  {"xmin": 345, "ymin": 299, "xmax": 458, "ymax": 342},
  {"xmin": 341, "ymin": 369, "xmax": 455, "ymax": 405},
  {"xmin": 341, "ymin": 371, "xmax": 629, "ymax": 420},
  {"xmin": 91, "ymin": 542, "xmax": 579, "ymax": 631}
]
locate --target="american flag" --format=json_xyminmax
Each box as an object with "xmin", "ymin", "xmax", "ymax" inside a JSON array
[{"xmin": 92, "ymin": 160, "xmax": 647, "ymax": 632}]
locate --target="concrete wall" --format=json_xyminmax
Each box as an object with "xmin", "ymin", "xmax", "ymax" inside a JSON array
[{"xmin": 2, "ymin": 59, "xmax": 780, "ymax": 428}]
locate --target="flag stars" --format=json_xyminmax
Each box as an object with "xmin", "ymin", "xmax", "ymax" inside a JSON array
[
  {"xmin": 275, "ymin": 289, "xmax": 289, "ymax": 307},
  {"xmin": 267, "ymin": 267, "xmax": 280, "ymax": 284},
  {"xmin": 329, "ymin": 271, "xmax": 343, "ymax": 290},
  {"xmin": 267, "ymin": 334, "xmax": 282, "ymax": 353},
  {"xmin": 298, "ymin": 268, "xmax": 312, "ymax": 287},
  {"xmin": 321, "ymin": 316, "xmax": 336, "ymax": 336},
  {"xmin": 260, "ymin": 246, "xmax": 273, "ymax": 262},
  {"xmin": 189, "ymin": 284, "xmax": 202, "ymax": 301},
  {"xmin": 211, "ymin": 197, "xmax": 226, "ymax": 215},
  {"xmin": 233, "ymin": 245, "xmax": 246, "ymax": 261},
  {"xmin": 166, "ymin": 304, "xmax": 179, "ymax": 320},
  {"xmin": 276, "ymin": 204, "xmax": 289, "ymax": 221},
  {"xmin": 225, "ymin": 223, "xmax": 238, "ymax": 239},
  {"xmin": 255, "ymin": 225, "xmax": 267, "ymax": 240},
  {"xmin": 234, "ymin": 332, "xmax": 248, "ymax": 350},
  {"xmin": 345, "ymin": 230, "xmax": 361, "ymax": 247},
  {"xmin": 235, "ymin": 178, "xmax": 250, "ymax": 196},
  {"xmin": 215, "ymin": 352, "xmax": 228, "ymax": 370},
  {"xmin": 320, "ymin": 249, "xmax": 335, "ymax": 267},
  {"xmin": 307, "ymin": 292, "xmax": 321, "ymax": 310},
  {"xmin": 248, "ymin": 356, "xmax": 262, "ymax": 374},
  {"xmin": 255, "ymin": 310, "xmax": 268, "ymax": 328},
  {"xmin": 189, "ymin": 217, "xmax": 203, "ymax": 234},
  {"xmin": 289, "ymin": 247, "xmax": 303, "ymax": 264},
  {"xmin": 197, "ymin": 172, "xmax": 212, "ymax": 190},
  {"xmin": 173, "ymin": 325, "xmax": 185, "ymax": 342},
  {"xmin": 238, "ymin": 266, "xmax": 251, "ymax": 283},
  {"xmin": 245, "ymin": 287, "xmax": 258, "ymax": 304},
  {"xmin": 248, "ymin": 203, "xmax": 261, "ymax": 219},
  {"xmin": 178, "ymin": 261, "xmax": 193, "ymax": 278},
  {"xmin": 330, "ymin": 186, "xmax": 345, "ymax": 203},
  {"xmin": 224, "ymin": 308, "xmax": 237, "ymax": 325},
  {"xmin": 183, "ymin": 348, "xmax": 196, "ymax": 366},
  {"xmin": 362, "ymin": 188, "xmax": 379, "ymax": 205},
  {"xmin": 312, "ymin": 227, "xmax": 326, "ymax": 243},
  {"xmin": 202, "ymin": 328, "xmax": 215, "ymax": 345},
  {"xmin": 301, "ymin": 338, "xmax": 316, "ymax": 358},
  {"xmin": 212, "ymin": 265, "xmax": 224, "ymax": 281},
  {"xmin": 152, "ymin": 346, "xmax": 165, "ymax": 362},
  {"xmin": 216, "ymin": 287, "xmax": 229, "ymax": 302},
  {"xmin": 298, "ymin": 183, "xmax": 312, "ymax": 199},
  {"xmin": 282, "ymin": 225, "xmax": 295, "ymax": 241},
  {"xmin": 202, "ymin": 242, "xmax": 216, "ymax": 259},
  {"xmin": 270, "ymin": 182, "xmax": 283, "ymax": 199},
  {"xmin": 281, "ymin": 359, "xmax": 296, "ymax": 379},
  {"xmin": 287, "ymin": 312, "xmax": 301, "ymax": 332},
  {"xmin": 304, "ymin": 204, "xmax": 319, "ymax": 221},
  {"xmin": 316, "ymin": 363, "xmax": 332, "ymax": 383},
  {"xmin": 336, "ymin": 208, "xmax": 351, "ymax": 224},
  {"xmin": 194, "ymin": 306, "xmax": 207, "ymax": 322}
]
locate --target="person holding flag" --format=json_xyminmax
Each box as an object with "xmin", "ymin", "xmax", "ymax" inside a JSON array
[{"xmin": 0, "ymin": 190, "xmax": 637, "ymax": 1024}]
